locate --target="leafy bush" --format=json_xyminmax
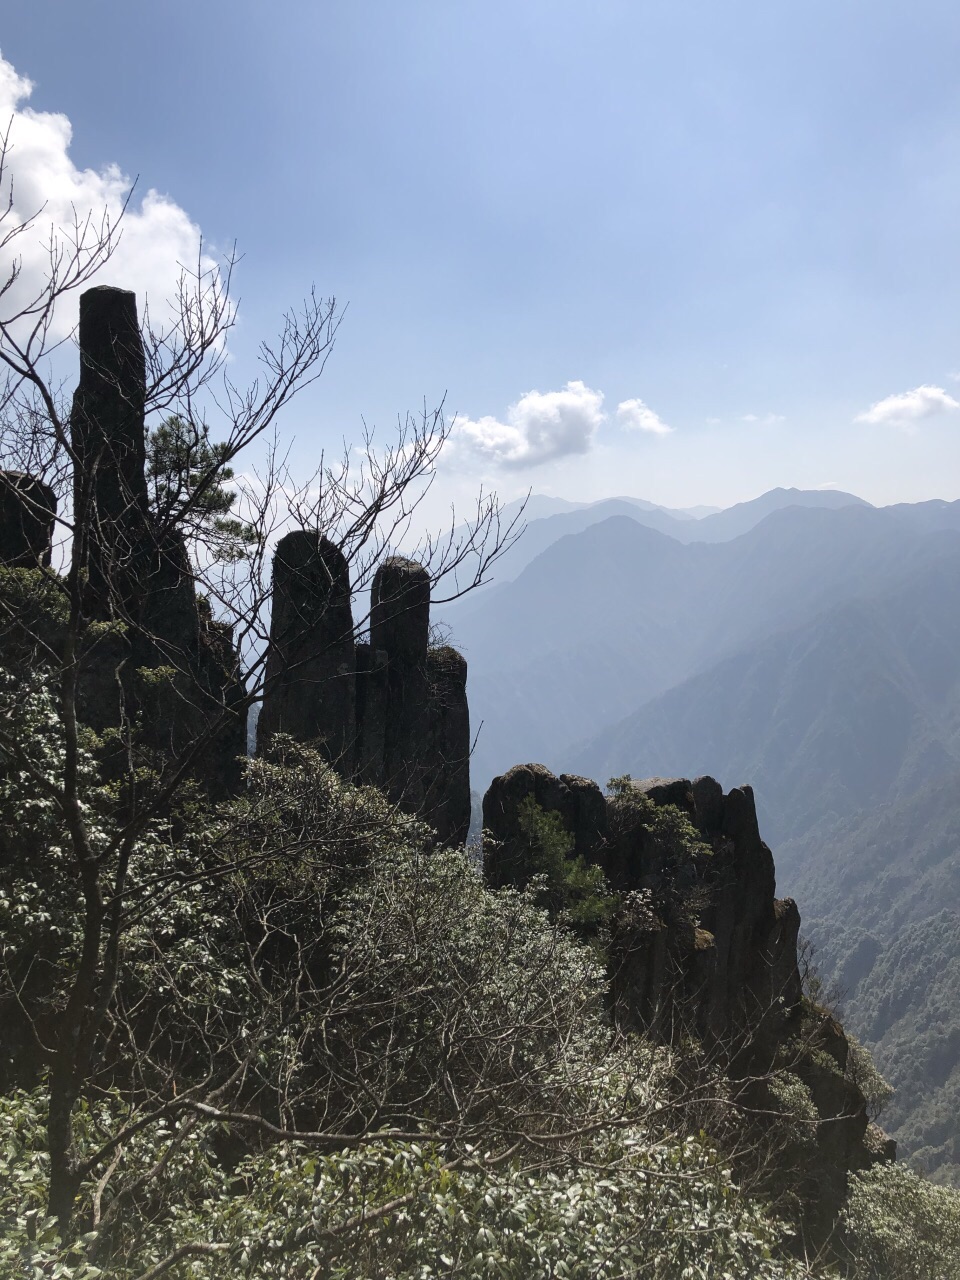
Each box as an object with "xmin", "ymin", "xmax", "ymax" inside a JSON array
[
  {"xmin": 841, "ymin": 1161, "xmax": 960, "ymax": 1279},
  {"xmin": 0, "ymin": 692, "xmax": 824, "ymax": 1278},
  {"xmin": 514, "ymin": 793, "xmax": 615, "ymax": 934}
]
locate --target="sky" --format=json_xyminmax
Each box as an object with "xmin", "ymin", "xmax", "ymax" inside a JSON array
[{"xmin": 3, "ymin": 0, "xmax": 960, "ymax": 519}]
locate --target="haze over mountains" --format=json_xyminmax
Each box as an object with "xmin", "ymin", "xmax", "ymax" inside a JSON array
[
  {"xmin": 443, "ymin": 489, "xmax": 960, "ymax": 792},
  {"xmin": 448, "ymin": 486, "xmax": 865, "ymax": 600},
  {"xmin": 440, "ymin": 482, "xmax": 960, "ymax": 1180},
  {"xmin": 573, "ymin": 549, "xmax": 960, "ymax": 845}
]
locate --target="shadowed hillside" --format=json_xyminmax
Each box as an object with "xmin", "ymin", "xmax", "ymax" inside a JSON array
[
  {"xmin": 571, "ymin": 546, "xmax": 960, "ymax": 845},
  {"xmin": 445, "ymin": 504, "xmax": 960, "ymax": 789}
]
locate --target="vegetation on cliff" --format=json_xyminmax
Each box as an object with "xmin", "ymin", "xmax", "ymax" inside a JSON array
[
  {"xmin": 2, "ymin": 619, "xmax": 960, "ymax": 1276},
  {"xmin": 1, "ymin": 169, "xmax": 959, "ymax": 1279}
]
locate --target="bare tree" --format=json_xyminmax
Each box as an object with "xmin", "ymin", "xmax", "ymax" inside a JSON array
[{"xmin": 0, "ymin": 127, "xmax": 523, "ymax": 1251}]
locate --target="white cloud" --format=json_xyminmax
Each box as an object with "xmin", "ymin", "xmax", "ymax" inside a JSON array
[
  {"xmin": 616, "ymin": 397, "xmax": 672, "ymax": 435},
  {"xmin": 452, "ymin": 380, "xmax": 605, "ymax": 469},
  {"xmin": 855, "ymin": 384, "xmax": 960, "ymax": 428},
  {"xmin": 0, "ymin": 53, "xmax": 210, "ymax": 342},
  {"xmin": 741, "ymin": 412, "xmax": 785, "ymax": 426}
]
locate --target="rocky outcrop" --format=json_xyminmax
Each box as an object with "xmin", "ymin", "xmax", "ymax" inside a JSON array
[
  {"xmin": 0, "ymin": 286, "xmax": 246, "ymax": 796},
  {"xmin": 258, "ymin": 547, "xmax": 472, "ymax": 845},
  {"xmin": 483, "ymin": 764, "xmax": 606, "ymax": 887},
  {"xmin": 481, "ymin": 763, "xmax": 890, "ymax": 1234},
  {"xmin": 485, "ymin": 766, "xmax": 795, "ymax": 1052},
  {"xmin": 0, "ymin": 472, "xmax": 57, "ymax": 568}
]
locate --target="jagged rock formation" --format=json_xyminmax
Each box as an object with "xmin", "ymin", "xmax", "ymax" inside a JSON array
[
  {"xmin": 0, "ymin": 283, "xmax": 471, "ymax": 832},
  {"xmin": 258, "ymin": 548, "xmax": 471, "ymax": 846},
  {"xmin": 0, "ymin": 286, "xmax": 246, "ymax": 796},
  {"xmin": 482, "ymin": 764, "xmax": 891, "ymax": 1233}
]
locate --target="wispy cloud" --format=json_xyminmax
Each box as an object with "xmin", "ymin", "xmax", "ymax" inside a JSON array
[
  {"xmin": 855, "ymin": 384, "xmax": 960, "ymax": 428},
  {"xmin": 741, "ymin": 413, "xmax": 785, "ymax": 426},
  {"xmin": 0, "ymin": 52, "xmax": 211, "ymax": 340},
  {"xmin": 616, "ymin": 398, "xmax": 672, "ymax": 435},
  {"xmin": 451, "ymin": 380, "xmax": 606, "ymax": 469}
]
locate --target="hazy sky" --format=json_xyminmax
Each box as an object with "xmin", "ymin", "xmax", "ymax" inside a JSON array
[{"xmin": 4, "ymin": 1, "xmax": 960, "ymax": 516}]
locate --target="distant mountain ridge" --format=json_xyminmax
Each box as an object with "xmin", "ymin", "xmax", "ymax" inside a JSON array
[
  {"xmin": 439, "ymin": 482, "xmax": 960, "ymax": 1185},
  {"xmin": 443, "ymin": 499, "xmax": 958, "ymax": 788},
  {"xmin": 441, "ymin": 485, "xmax": 868, "ymax": 598}
]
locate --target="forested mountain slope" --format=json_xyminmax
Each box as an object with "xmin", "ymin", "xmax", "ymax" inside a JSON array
[
  {"xmin": 571, "ymin": 547, "xmax": 960, "ymax": 845},
  {"xmin": 781, "ymin": 773, "xmax": 960, "ymax": 1185}
]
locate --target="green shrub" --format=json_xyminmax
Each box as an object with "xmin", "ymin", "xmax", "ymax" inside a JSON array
[{"xmin": 842, "ymin": 1161, "xmax": 960, "ymax": 1279}]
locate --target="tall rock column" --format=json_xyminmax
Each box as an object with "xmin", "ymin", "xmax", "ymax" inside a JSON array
[
  {"xmin": 66, "ymin": 284, "xmax": 245, "ymax": 795},
  {"xmin": 369, "ymin": 556, "xmax": 431, "ymax": 812},
  {"xmin": 69, "ymin": 285, "xmax": 149, "ymax": 618},
  {"xmin": 423, "ymin": 645, "xmax": 471, "ymax": 846},
  {"xmin": 258, "ymin": 531, "xmax": 356, "ymax": 765}
]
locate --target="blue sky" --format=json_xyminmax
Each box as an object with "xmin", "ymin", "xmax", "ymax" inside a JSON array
[{"xmin": 4, "ymin": 0, "xmax": 960, "ymax": 513}]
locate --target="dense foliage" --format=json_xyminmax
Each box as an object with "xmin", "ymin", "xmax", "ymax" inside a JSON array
[
  {"xmin": 788, "ymin": 773, "xmax": 960, "ymax": 1185},
  {"xmin": 3, "ymin": 585, "xmax": 960, "ymax": 1275}
]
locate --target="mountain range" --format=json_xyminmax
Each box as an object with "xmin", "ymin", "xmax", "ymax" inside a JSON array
[
  {"xmin": 440, "ymin": 484, "xmax": 960, "ymax": 1179},
  {"xmin": 442, "ymin": 491, "xmax": 960, "ymax": 791}
]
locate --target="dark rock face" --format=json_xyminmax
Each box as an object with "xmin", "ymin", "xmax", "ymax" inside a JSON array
[
  {"xmin": 46, "ymin": 284, "xmax": 245, "ymax": 796},
  {"xmin": 257, "ymin": 546, "xmax": 471, "ymax": 844},
  {"xmin": 70, "ymin": 286, "xmax": 150, "ymax": 616},
  {"xmin": 481, "ymin": 763, "xmax": 887, "ymax": 1231},
  {"xmin": 423, "ymin": 646, "xmax": 471, "ymax": 846},
  {"xmin": 258, "ymin": 532, "xmax": 356, "ymax": 766},
  {"xmin": 0, "ymin": 472, "xmax": 57, "ymax": 568},
  {"xmin": 483, "ymin": 764, "xmax": 606, "ymax": 887},
  {"xmin": 354, "ymin": 643, "xmax": 389, "ymax": 787},
  {"xmin": 371, "ymin": 556, "xmax": 431, "ymax": 666},
  {"xmin": 630, "ymin": 776, "xmax": 697, "ymax": 816},
  {"xmin": 371, "ymin": 557, "xmax": 431, "ymax": 810}
]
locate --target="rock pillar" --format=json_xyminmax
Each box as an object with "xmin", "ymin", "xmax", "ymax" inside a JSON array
[
  {"xmin": 258, "ymin": 531, "xmax": 356, "ymax": 765},
  {"xmin": 66, "ymin": 283, "xmax": 245, "ymax": 795},
  {"xmin": 423, "ymin": 646, "xmax": 471, "ymax": 846},
  {"xmin": 70, "ymin": 286, "xmax": 149, "ymax": 617},
  {"xmin": 370, "ymin": 556, "xmax": 431, "ymax": 811}
]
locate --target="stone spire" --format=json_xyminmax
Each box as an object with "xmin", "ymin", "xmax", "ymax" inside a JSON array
[
  {"xmin": 69, "ymin": 285, "xmax": 150, "ymax": 616},
  {"xmin": 258, "ymin": 541, "xmax": 472, "ymax": 844},
  {"xmin": 257, "ymin": 530, "xmax": 357, "ymax": 765},
  {"xmin": 370, "ymin": 556, "xmax": 431, "ymax": 811}
]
